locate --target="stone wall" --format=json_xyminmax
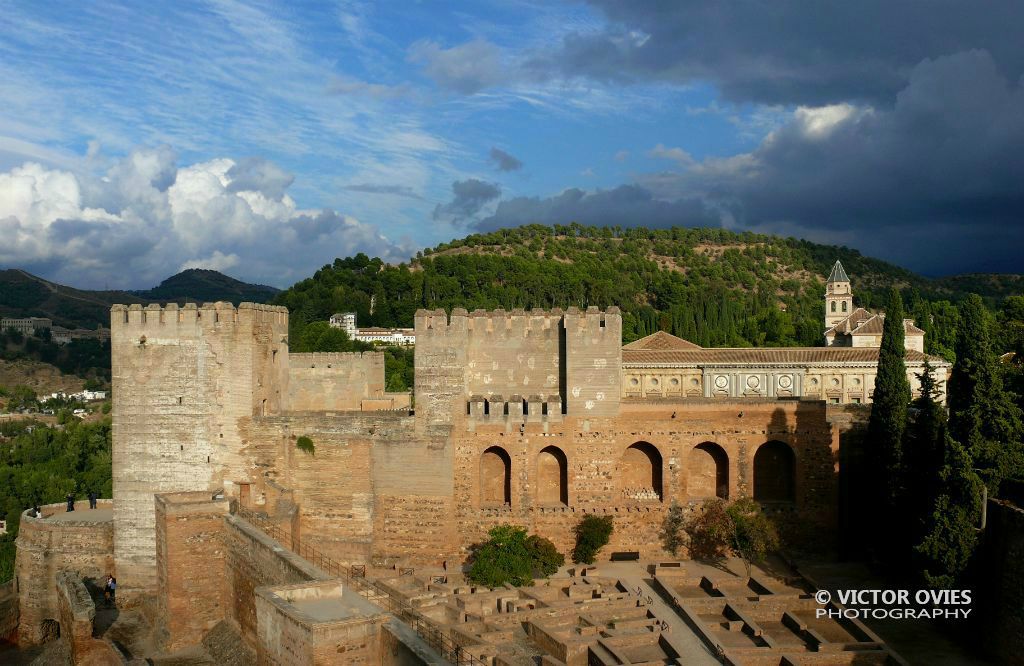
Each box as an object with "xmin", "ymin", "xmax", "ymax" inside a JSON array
[
  {"xmin": 55, "ymin": 571, "xmax": 118, "ymax": 665},
  {"xmin": 0, "ymin": 580, "xmax": 17, "ymax": 642},
  {"xmin": 224, "ymin": 514, "xmax": 329, "ymax": 647},
  {"xmin": 288, "ymin": 352, "xmax": 385, "ymax": 411},
  {"xmin": 14, "ymin": 502, "xmax": 115, "ymax": 645},
  {"xmin": 111, "ymin": 302, "xmax": 289, "ymax": 588},
  {"xmin": 154, "ymin": 492, "xmax": 231, "ymax": 651},
  {"xmin": 980, "ymin": 486, "xmax": 1024, "ymax": 662}
]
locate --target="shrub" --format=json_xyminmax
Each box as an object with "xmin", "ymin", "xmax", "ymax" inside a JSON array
[
  {"xmin": 659, "ymin": 502, "xmax": 687, "ymax": 557},
  {"xmin": 526, "ymin": 534, "xmax": 565, "ymax": 577},
  {"xmin": 468, "ymin": 525, "xmax": 534, "ymax": 587},
  {"xmin": 726, "ymin": 498, "xmax": 780, "ymax": 578},
  {"xmin": 684, "ymin": 500, "xmax": 733, "ymax": 561},
  {"xmin": 572, "ymin": 515, "xmax": 614, "ymax": 564},
  {"xmin": 296, "ymin": 435, "xmax": 315, "ymax": 455}
]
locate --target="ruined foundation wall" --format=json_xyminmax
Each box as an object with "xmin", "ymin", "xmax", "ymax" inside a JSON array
[
  {"xmin": 288, "ymin": 352, "xmax": 385, "ymax": 412},
  {"xmin": 14, "ymin": 503, "xmax": 114, "ymax": 645},
  {"xmin": 111, "ymin": 302, "xmax": 288, "ymax": 588},
  {"xmin": 980, "ymin": 490, "xmax": 1024, "ymax": 663}
]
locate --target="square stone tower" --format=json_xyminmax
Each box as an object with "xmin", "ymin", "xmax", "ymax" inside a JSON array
[{"xmin": 110, "ymin": 302, "xmax": 289, "ymax": 588}]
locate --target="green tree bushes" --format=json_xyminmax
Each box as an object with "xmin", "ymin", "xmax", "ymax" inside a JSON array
[
  {"xmin": 948, "ymin": 294, "xmax": 1024, "ymax": 494},
  {"xmin": 683, "ymin": 499, "xmax": 780, "ymax": 577},
  {"xmin": 467, "ymin": 525, "xmax": 565, "ymax": 587},
  {"xmin": 727, "ymin": 498, "xmax": 781, "ymax": 578},
  {"xmin": 684, "ymin": 500, "xmax": 733, "ymax": 561},
  {"xmin": 0, "ymin": 418, "xmax": 113, "ymax": 582},
  {"xmin": 526, "ymin": 534, "xmax": 565, "ymax": 577},
  {"xmin": 659, "ymin": 502, "xmax": 687, "ymax": 557},
  {"xmin": 572, "ymin": 515, "xmax": 614, "ymax": 564},
  {"xmin": 902, "ymin": 361, "xmax": 949, "ymax": 553}
]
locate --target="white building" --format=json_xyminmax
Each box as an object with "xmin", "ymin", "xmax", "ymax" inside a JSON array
[
  {"xmin": 329, "ymin": 312, "xmax": 357, "ymax": 338},
  {"xmin": 328, "ymin": 312, "xmax": 415, "ymax": 346}
]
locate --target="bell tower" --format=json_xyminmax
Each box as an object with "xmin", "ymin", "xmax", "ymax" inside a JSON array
[{"xmin": 824, "ymin": 260, "xmax": 853, "ymax": 330}]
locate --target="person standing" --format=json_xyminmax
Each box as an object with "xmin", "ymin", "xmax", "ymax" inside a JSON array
[
  {"xmin": 66, "ymin": 493, "xmax": 75, "ymax": 512},
  {"xmin": 88, "ymin": 490, "xmax": 98, "ymax": 510}
]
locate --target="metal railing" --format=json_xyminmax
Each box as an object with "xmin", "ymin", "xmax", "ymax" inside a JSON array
[{"xmin": 234, "ymin": 505, "xmax": 483, "ymax": 665}]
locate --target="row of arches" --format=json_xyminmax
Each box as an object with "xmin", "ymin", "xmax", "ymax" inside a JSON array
[{"xmin": 480, "ymin": 440, "xmax": 795, "ymax": 507}]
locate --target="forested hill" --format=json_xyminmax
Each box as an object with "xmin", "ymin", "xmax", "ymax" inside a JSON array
[
  {"xmin": 0, "ymin": 268, "xmax": 278, "ymax": 329},
  {"xmin": 275, "ymin": 224, "xmax": 1022, "ymax": 359}
]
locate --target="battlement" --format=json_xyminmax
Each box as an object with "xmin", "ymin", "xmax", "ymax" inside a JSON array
[
  {"xmin": 111, "ymin": 301, "xmax": 288, "ymax": 331},
  {"xmin": 414, "ymin": 306, "xmax": 621, "ymax": 337},
  {"xmin": 289, "ymin": 352, "xmax": 381, "ymax": 368}
]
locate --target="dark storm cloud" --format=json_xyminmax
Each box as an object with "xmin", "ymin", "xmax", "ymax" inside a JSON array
[
  {"xmin": 474, "ymin": 184, "xmax": 719, "ymax": 232},
  {"xmin": 473, "ymin": 51, "xmax": 1024, "ymax": 274},
  {"xmin": 433, "ymin": 179, "xmax": 501, "ymax": 222},
  {"xmin": 543, "ymin": 0, "xmax": 1024, "ymax": 105},
  {"xmin": 489, "ymin": 147, "xmax": 523, "ymax": 172}
]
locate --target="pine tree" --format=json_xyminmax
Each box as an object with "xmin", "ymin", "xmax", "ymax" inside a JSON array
[
  {"xmin": 866, "ymin": 288, "xmax": 911, "ymax": 535},
  {"xmin": 948, "ymin": 294, "xmax": 1024, "ymax": 494}
]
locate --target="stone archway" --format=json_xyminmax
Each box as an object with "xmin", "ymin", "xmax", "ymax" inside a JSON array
[
  {"xmin": 481, "ymin": 446, "xmax": 511, "ymax": 505},
  {"xmin": 621, "ymin": 442, "xmax": 663, "ymax": 501},
  {"xmin": 753, "ymin": 440, "xmax": 796, "ymax": 502},
  {"xmin": 537, "ymin": 446, "xmax": 568, "ymax": 505},
  {"xmin": 689, "ymin": 442, "xmax": 729, "ymax": 499}
]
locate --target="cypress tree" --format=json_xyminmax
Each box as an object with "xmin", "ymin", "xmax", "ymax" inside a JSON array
[
  {"xmin": 903, "ymin": 360, "xmax": 947, "ymax": 550},
  {"xmin": 916, "ymin": 436, "xmax": 983, "ymax": 589},
  {"xmin": 868, "ymin": 289, "xmax": 912, "ymax": 508},
  {"xmin": 948, "ymin": 294, "xmax": 1024, "ymax": 494}
]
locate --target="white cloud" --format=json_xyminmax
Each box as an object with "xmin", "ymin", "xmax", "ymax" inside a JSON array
[
  {"xmin": 0, "ymin": 148, "xmax": 410, "ymax": 289},
  {"xmin": 647, "ymin": 143, "xmax": 694, "ymax": 167}
]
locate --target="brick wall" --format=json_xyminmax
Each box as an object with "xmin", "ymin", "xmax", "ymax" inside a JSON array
[
  {"xmin": 155, "ymin": 492, "xmax": 232, "ymax": 651},
  {"xmin": 0, "ymin": 580, "xmax": 17, "ymax": 642}
]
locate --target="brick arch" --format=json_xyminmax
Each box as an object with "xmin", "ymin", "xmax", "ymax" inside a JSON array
[
  {"xmin": 621, "ymin": 442, "xmax": 663, "ymax": 501},
  {"xmin": 537, "ymin": 445, "xmax": 568, "ymax": 505},
  {"xmin": 689, "ymin": 442, "xmax": 729, "ymax": 499},
  {"xmin": 753, "ymin": 440, "xmax": 796, "ymax": 502},
  {"xmin": 481, "ymin": 446, "xmax": 511, "ymax": 506}
]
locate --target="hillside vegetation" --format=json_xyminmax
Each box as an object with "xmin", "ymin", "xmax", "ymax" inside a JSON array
[{"xmin": 277, "ymin": 224, "xmax": 1013, "ymax": 359}]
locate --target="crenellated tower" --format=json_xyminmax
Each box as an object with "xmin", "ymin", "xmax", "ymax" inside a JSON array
[{"xmin": 110, "ymin": 301, "xmax": 289, "ymax": 587}]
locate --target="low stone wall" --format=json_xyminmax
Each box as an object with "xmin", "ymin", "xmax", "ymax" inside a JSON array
[
  {"xmin": 14, "ymin": 501, "xmax": 114, "ymax": 645},
  {"xmin": 225, "ymin": 514, "xmax": 331, "ymax": 649}
]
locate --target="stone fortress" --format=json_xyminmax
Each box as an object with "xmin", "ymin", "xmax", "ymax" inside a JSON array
[{"xmin": 9, "ymin": 262, "xmax": 947, "ymax": 664}]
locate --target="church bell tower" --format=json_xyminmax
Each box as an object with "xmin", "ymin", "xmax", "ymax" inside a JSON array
[{"xmin": 825, "ymin": 260, "xmax": 853, "ymax": 330}]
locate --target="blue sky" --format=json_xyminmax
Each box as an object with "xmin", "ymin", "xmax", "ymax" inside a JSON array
[{"xmin": 1, "ymin": 1, "xmax": 1022, "ymax": 287}]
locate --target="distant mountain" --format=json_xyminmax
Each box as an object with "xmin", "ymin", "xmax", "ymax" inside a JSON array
[
  {"xmin": 0, "ymin": 268, "xmax": 279, "ymax": 329},
  {"xmin": 134, "ymin": 269, "xmax": 279, "ymax": 305}
]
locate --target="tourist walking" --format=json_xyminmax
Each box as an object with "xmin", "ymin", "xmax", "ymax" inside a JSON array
[
  {"xmin": 104, "ymin": 575, "xmax": 117, "ymax": 607},
  {"xmin": 66, "ymin": 493, "xmax": 75, "ymax": 512}
]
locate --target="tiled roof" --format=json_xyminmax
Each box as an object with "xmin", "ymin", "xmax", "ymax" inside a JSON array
[
  {"xmin": 827, "ymin": 260, "xmax": 850, "ymax": 283},
  {"xmin": 623, "ymin": 330, "xmax": 703, "ymax": 351},
  {"xmin": 623, "ymin": 346, "xmax": 944, "ymax": 366},
  {"xmin": 827, "ymin": 309, "xmax": 924, "ymax": 337},
  {"xmin": 826, "ymin": 308, "xmax": 873, "ymax": 335}
]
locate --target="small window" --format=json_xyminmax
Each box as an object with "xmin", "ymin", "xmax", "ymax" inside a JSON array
[
  {"xmin": 831, "ymin": 302, "xmax": 836, "ymax": 312},
  {"xmin": 177, "ymin": 397, "xmax": 183, "ymax": 405},
  {"xmin": 842, "ymin": 301, "xmax": 848, "ymax": 312},
  {"xmin": 272, "ymin": 350, "xmax": 277, "ymax": 363},
  {"xmin": 830, "ymin": 397, "xmax": 840, "ymax": 404},
  {"xmin": 852, "ymin": 398, "xmax": 861, "ymax": 404}
]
